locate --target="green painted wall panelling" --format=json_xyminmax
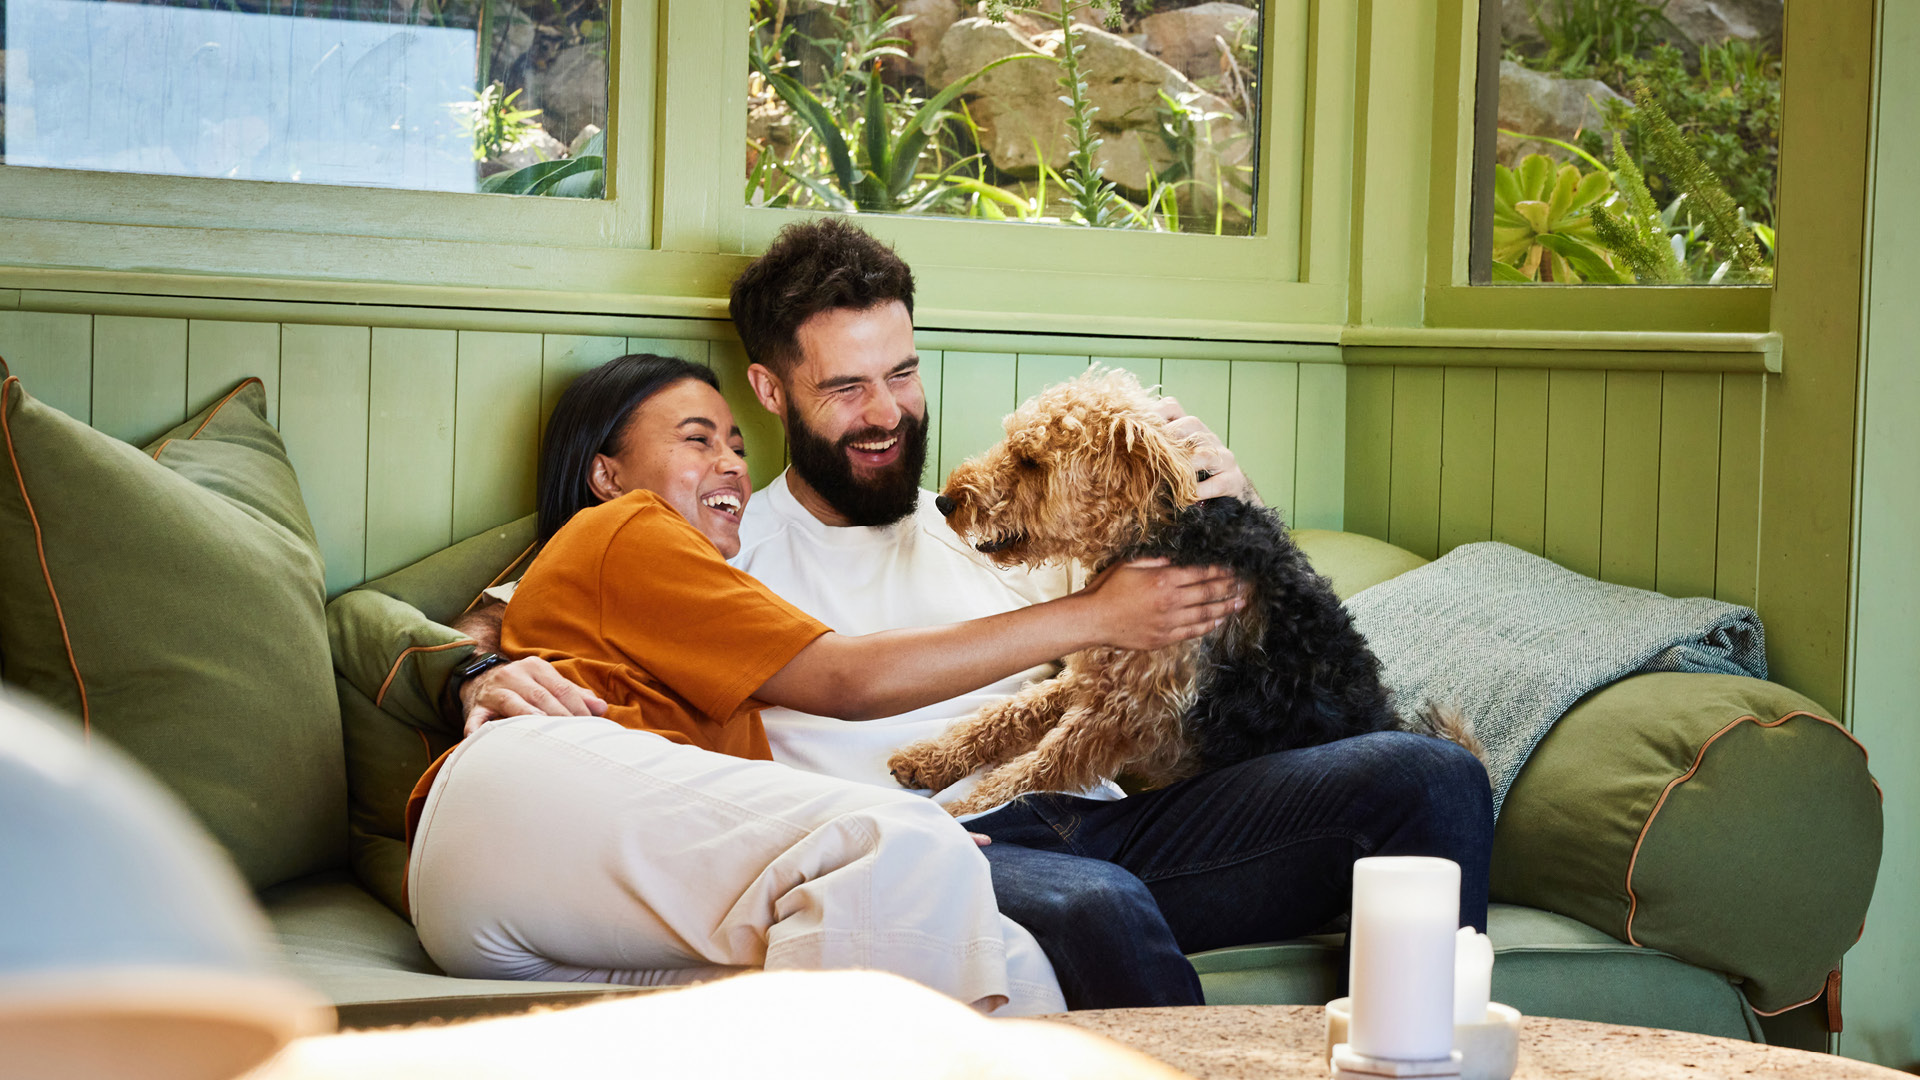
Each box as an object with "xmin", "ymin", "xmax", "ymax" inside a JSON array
[
  {"xmin": 1227, "ymin": 361, "xmax": 1299, "ymax": 522},
  {"xmin": 0, "ymin": 311, "xmax": 93, "ymax": 422},
  {"xmin": 188, "ymin": 321, "xmax": 281, "ymax": 424},
  {"xmin": 1014, "ymin": 354, "xmax": 1090, "ymax": 405},
  {"xmin": 539, "ymin": 336, "xmax": 630, "ymax": 445},
  {"xmin": 365, "ymin": 328, "xmax": 458, "ymax": 581},
  {"xmin": 92, "ymin": 315, "xmax": 188, "ymax": 446},
  {"xmin": 709, "ymin": 339, "xmax": 788, "ymax": 490},
  {"xmin": 451, "ymin": 332, "xmax": 543, "ymax": 541},
  {"xmin": 1840, "ymin": 0, "xmax": 1920, "ymax": 1065},
  {"xmin": 938, "ymin": 351, "xmax": 1017, "ymax": 482},
  {"xmin": 1345, "ymin": 365, "xmax": 1761, "ymax": 602},
  {"xmin": 278, "ymin": 324, "xmax": 372, "ymax": 598},
  {"xmin": 1293, "ymin": 363, "xmax": 1346, "ymax": 532}
]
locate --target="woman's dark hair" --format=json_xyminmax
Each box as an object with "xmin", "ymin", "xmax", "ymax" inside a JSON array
[
  {"xmin": 537, "ymin": 353, "xmax": 721, "ymax": 540},
  {"xmin": 728, "ymin": 217, "xmax": 915, "ymax": 376}
]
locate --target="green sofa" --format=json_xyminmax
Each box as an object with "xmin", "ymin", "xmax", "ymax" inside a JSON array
[
  {"xmin": 0, "ymin": 371, "xmax": 1881, "ymax": 1046},
  {"xmin": 313, "ymin": 516, "xmax": 1881, "ymax": 1044}
]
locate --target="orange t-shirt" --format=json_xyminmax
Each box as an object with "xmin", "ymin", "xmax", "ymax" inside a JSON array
[{"xmin": 405, "ymin": 491, "xmax": 829, "ymax": 843}]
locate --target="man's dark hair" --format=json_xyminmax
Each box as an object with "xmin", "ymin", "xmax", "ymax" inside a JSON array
[
  {"xmin": 537, "ymin": 353, "xmax": 720, "ymax": 540},
  {"xmin": 729, "ymin": 218, "xmax": 916, "ymax": 376}
]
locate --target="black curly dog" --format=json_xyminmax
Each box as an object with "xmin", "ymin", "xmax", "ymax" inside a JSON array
[{"xmin": 1130, "ymin": 496, "xmax": 1468, "ymax": 771}]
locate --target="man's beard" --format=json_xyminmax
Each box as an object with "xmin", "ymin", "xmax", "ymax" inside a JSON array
[{"xmin": 785, "ymin": 402, "xmax": 929, "ymax": 527}]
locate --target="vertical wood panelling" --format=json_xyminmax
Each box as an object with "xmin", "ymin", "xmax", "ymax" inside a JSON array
[
  {"xmin": 1656, "ymin": 373, "xmax": 1723, "ymax": 599},
  {"xmin": 365, "ymin": 329, "xmax": 457, "ymax": 580},
  {"xmin": 1015, "ymin": 353, "xmax": 1089, "ymax": 404},
  {"xmin": 1294, "ymin": 363, "xmax": 1346, "ymax": 531},
  {"xmin": 279, "ymin": 324, "xmax": 371, "ymax": 598},
  {"xmin": 1599, "ymin": 371, "xmax": 1662, "ymax": 590},
  {"xmin": 1095, "ymin": 355, "xmax": 1161, "ymax": 390},
  {"xmin": 0, "ymin": 311, "xmax": 93, "ymax": 422},
  {"xmin": 1715, "ymin": 374, "xmax": 1764, "ymax": 606},
  {"xmin": 452, "ymin": 331, "xmax": 543, "ymax": 539},
  {"xmin": 1345, "ymin": 365, "xmax": 1393, "ymax": 540},
  {"xmin": 92, "ymin": 315, "xmax": 187, "ymax": 445},
  {"xmin": 1228, "ymin": 361, "xmax": 1299, "ymax": 520},
  {"xmin": 187, "ymin": 321, "xmax": 281, "ymax": 423},
  {"xmin": 1490, "ymin": 368, "xmax": 1548, "ymax": 555},
  {"xmin": 0, "ymin": 290, "xmax": 19, "ymax": 310},
  {"xmin": 710, "ymin": 339, "xmax": 787, "ymax": 490},
  {"xmin": 918, "ymin": 350, "xmax": 944, "ymax": 490},
  {"xmin": 539, "ymin": 335, "xmax": 628, "ymax": 443},
  {"xmin": 1388, "ymin": 367, "xmax": 1444, "ymax": 559},
  {"xmin": 628, "ymin": 337, "xmax": 711, "ymax": 366},
  {"xmin": 938, "ymin": 351, "xmax": 1017, "ymax": 481},
  {"xmin": 1544, "ymin": 370, "xmax": 1606, "ymax": 578},
  {"xmin": 1438, "ymin": 367, "xmax": 1495, "ymax": 553},
  {"xmin": 1160, "ymin": 358, "xmax": 1232, "ymax": 436}
]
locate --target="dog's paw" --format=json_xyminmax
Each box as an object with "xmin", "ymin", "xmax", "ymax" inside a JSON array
[{"xmin": 887, "ymin": 742, "xmax": 969, "ymax": 792}]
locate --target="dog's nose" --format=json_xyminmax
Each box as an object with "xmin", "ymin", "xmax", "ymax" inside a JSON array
[{"xmin": 935, "ymin": 494, "xmax": 957, "ymax": 517}]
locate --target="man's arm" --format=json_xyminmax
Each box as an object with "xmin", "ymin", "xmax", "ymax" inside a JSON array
[
  {"xmin": 444, "ymin": 599, "xmax": 608, "ymax": 735},
  {"xmin": 1152, "ymin": 397, "xmax": 1262, "ymax": 505}
]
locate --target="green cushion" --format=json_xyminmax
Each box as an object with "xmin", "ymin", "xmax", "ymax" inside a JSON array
[
  {"xmin": 261, "ymin": 870, "xmax": 638, "ymax": 1028},
  {"xmin": 1191, "ymin": 904, "xmax": 1760, "ymax": 1040},
  {"xmin": 326, "ymin": 516, "xmax": 538, "ymax": 916},
  {"xmin": 1292, "ymin": 529, "xmax": 1430, "ymax": 601},
  {"xmin": 1491, "ymin": 672, "xmax": 1882, "ymax": 1014},
  {"xmin": 0, "ymin": 374, "xmax": 345, "ymax": 890}
]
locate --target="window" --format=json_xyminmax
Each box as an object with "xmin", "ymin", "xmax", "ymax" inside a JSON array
[
  {"xmin": 0, "ymin": 0, "xmax": 610, "ymax": 197},
  {"xmin": 745, "ymin": 0, "xmax": 1264, "ymax": 236},
  {"xmin": 1471, "ymin": 0, "xmax": 1782, "ymax": 284}
]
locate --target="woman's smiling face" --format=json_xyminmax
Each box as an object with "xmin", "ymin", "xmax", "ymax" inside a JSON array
[{"xmin": 589, "ymin": 378, "xmax": 751, "ymax": 556}]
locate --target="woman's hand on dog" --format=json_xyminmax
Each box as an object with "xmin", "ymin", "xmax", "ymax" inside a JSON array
[
  {"xmin": 1152, "ymin": 397, "xmax": 1262, "ymax": 505},
  {"xmin": 1077, "ymin": 558, "xmax": 1247, "ymax": 650}
]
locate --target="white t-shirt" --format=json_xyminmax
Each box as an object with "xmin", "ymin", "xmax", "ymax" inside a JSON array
[{"xmin": 731, "ymin": 471, "xmax": 1121, "ymax": 810}]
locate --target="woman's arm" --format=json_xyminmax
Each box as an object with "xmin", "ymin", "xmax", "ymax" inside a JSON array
[{"xmin": 755, "ymin": 560, "xmax": 1244, "ymax": 721}]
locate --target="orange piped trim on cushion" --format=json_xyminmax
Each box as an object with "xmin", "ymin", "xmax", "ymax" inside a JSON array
[
  {"xmin": 462, "ymin": 540, "xmax": 540, "ymax": 614},
  {"xmin": 151, "ymin": 378, "xmax": 264, "ymax": 461},
  {"xmin": 376, "ymin": 639, "xmax": 476, "ymax": 708},
  {"xmin": 1748, "ymin": 969, "xmax": 1840, "ymax": 1020},
  {"xmin": 0, "ymin": 376, "xmax": 92, "ymax": 735}
]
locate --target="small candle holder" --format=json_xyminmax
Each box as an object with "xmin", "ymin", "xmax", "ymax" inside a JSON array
[{"xmin": 1326, "ymin": 998, "xmax": 1522, "ymax": 1080}]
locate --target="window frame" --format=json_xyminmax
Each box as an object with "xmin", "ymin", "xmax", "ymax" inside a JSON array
[{"xmin": 1418, "ymin": 0, "xmax": 1773, "ymax": 334}]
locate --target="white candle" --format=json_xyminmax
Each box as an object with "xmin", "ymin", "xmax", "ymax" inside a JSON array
[
  {"xmin": 1454, "ymin": 927, "xmax": 1494, "ymax": 1025},
  {"xmin": 1347, "ymin": 856, "xmax": 1460, "ymax": 1062}
]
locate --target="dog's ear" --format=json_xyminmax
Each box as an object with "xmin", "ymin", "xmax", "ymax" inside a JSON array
[{"xmin": 1109, "ymin": 409, "xmax": 1199, "ymax": 509}]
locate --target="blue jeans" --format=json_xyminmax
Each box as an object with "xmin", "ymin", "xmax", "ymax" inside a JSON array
[{"xmin": 970, "ymin": 731, "xmax": 1494, "ymax": 1010}]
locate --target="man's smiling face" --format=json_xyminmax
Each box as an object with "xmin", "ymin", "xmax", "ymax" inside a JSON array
[{"xmin": 777, "ymin": 299, "xmax": 930, "ymax": 527}]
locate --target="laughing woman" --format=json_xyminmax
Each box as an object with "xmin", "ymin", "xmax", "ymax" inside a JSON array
[{"xmin": 403, "ymin": 353, "xmax": 1243, "ymax": 1015}]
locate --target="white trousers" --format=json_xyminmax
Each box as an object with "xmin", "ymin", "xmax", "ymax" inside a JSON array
[{"xmin": 407, "ymin": 715, "xmax": 1065, "ymax": 1016}]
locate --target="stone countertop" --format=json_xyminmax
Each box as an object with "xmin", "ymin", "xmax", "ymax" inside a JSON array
[{"xmin": 1044, "ymin": 1005, "xmax": 1910, "ymax": 1080}]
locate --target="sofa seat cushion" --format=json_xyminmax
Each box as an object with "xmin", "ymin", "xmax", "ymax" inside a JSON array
[
  {"xmin": 1491, "ymin": 672, "xmax": 1880, "ymax": 1015},
  {"xmin": 1189, "ymin": 904, "xmax": 1760, "ymax": 1041},
  {"xmin": 0, "ymin": 373, "xmax": 344, "ymax": 890},
  {"xmin": 261, "ymin": 872, "xmax": 641, "ymax": 1028}
]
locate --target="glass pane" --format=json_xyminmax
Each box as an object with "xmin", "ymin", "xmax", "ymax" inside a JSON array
[
  {"xmin": 746, "ymin": 0, "xmax": 1263, "ymax": 236},
  {"xmin": 0, "ymin": 0, "xmax": 609, "ymax": 197},
  {"xmin": 1478, "ymin": 0, "xmax": 1781, "ymax": 284}
]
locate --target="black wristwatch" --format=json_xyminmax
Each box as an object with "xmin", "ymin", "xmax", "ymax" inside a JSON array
[{"xmin": 447, "ymin": 651, "xmax": 510, "ymax": 710}]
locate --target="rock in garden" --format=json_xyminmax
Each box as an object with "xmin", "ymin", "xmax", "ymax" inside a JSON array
[
  {"xmin": 1496, "ymin": 60, "xmax": 1626, "ymax": 166},
  {"xmin": 529, "ymin": 43, "xmax": 607, "ymax": 149},
  {"xmin": 1137, "ymin": 2, "xmax": 1258, "ymax": 82},
  {"xmin": 1662, "ymin": 0, "xmax": 1782, "ymax": 49},
  {"xmin": 490, "ymin": 128, "xmax": 570, "ymax": 173},
  {"xmin": 1500, "ymin": 0, "xmax": 1543, "ymax": 49},
  {"xmin": 898, "ymin": 0, "xmax": 969, "ymax": 77},
  {"xmin": 929, "ymin": 16, "xmax": 1250, "ymax": 211},
  {"xmin": 568, "ymin": 124, "xmax": 602, "ymax": 157}
]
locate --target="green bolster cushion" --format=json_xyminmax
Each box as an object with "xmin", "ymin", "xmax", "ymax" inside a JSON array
[
  {"xmin": 326, "ymin": 515, "xmax": 537, "ymax": 916},
  {"xmin": 1292, "ymin": 529, "xmax": 1431, "ymax": 602},
  {"xmin": 0, "ymin": 373, "xmax": 345, "ymax": 890},
  {"xmin": 1490, "ymin": 672, "xmax": 1882, "ymax": 1014}
]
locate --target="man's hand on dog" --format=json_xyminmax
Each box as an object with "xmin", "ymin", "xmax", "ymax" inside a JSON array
[
  {"xmin": 1079, "ymin": 558, "xmax": 1247, "ymax": 650},
  {"xmin": 1152, "ymin": 397, "xmax": 1262, "ymax": 505},
  {"xmin": 461, "ymin": 657, "xmax": 608, "ymax": 736}
]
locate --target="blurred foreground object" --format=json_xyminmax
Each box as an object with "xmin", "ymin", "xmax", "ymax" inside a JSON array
[
  {"xmin": 0, "ymin": 696, "xmax": 330, "ymax": 1080},
  {"xmin": 256, "ymin": 970, "xmax": 1189, "ymax": 1080}
]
